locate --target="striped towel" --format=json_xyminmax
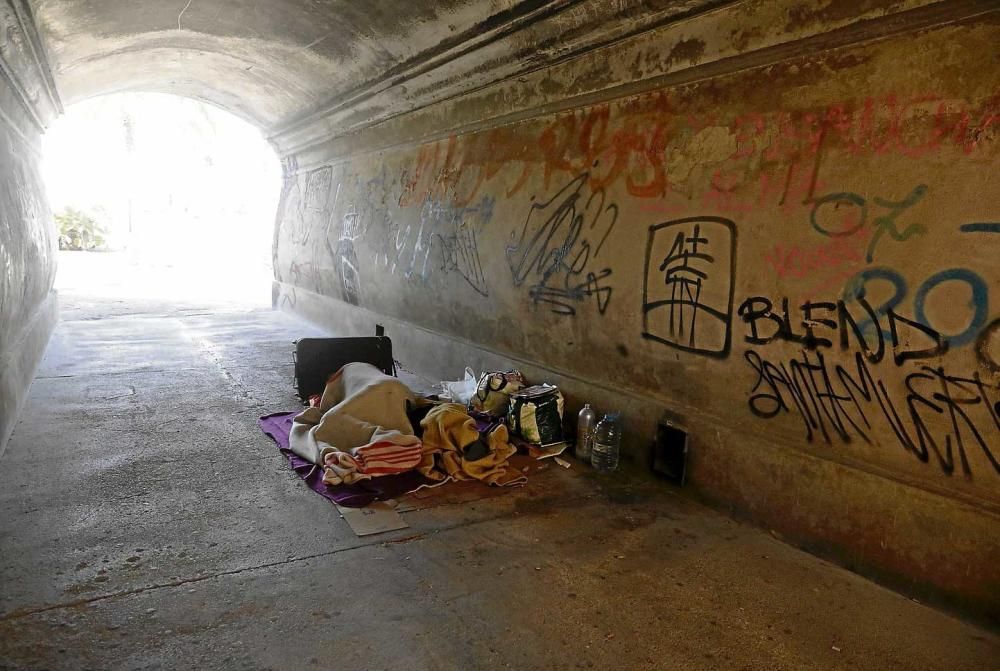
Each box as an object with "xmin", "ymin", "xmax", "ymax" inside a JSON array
[{"xmin": 321, "ymin": 434, "xmax": 423, "ymax": 485}]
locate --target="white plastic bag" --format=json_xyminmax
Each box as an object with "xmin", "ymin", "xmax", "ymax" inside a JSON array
[{"xmin": 441, "ymin": 367, "xmax": 477, "ymax": 405}]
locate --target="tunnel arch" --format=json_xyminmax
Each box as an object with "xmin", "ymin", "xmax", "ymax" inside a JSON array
[
  {"xmin": 27, "ymin": 0, "xmax": 522, "ymax": 133},
  {"xmin": 4, "ymin": 0, "xmax": 999, "ymax": 627}
]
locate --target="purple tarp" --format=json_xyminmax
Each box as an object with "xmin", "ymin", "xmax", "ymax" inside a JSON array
[{"xmin": 257, "ymin": 411, "xmax": 436, "ymax": 508}]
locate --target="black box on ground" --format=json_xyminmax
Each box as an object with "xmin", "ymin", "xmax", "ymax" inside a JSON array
[{"xmin": 293, "ymin": 326, "xmax": 394, "ymax": 400}]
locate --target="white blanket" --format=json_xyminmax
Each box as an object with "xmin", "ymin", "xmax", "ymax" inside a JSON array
[{"xmin": 289, "ymin": 362, "xmax": 422, "ymax": 485}]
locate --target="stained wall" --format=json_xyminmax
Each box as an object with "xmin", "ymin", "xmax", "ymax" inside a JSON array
[
  {"xmin": 273, "ymin": 4, "xmax": 1000, "ymax": 619},
  {"xmin": 0, "ymin": 0, "xmax": 60, "ymax": 452}
]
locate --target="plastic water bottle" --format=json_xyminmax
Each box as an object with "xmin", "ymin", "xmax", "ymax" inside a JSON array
[
  {"xmin": 591, "ymin": 412, "xmax": 621, "ymax": 472},
  {"xmin": 576, "ymin": 404, "xmax": 596, "ymax": 461}
]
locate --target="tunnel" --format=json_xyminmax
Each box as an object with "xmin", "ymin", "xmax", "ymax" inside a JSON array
[{"xmin": 1, "ymin": 0, "xmax": 998, "ymax": 667}]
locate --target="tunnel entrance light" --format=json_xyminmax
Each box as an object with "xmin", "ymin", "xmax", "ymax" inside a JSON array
[{"xmin": 42, "ymin": 92, "xmax": 281, "ymax": 308}]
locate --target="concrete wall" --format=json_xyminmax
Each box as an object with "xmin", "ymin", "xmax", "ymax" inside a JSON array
[
  {"xmin": 272, "ymin": 1, "xmax": 1000, "ymax": 620},
  {"xmin": 0, "ymin": 0, "xmax": 61, "ymax": 452}
]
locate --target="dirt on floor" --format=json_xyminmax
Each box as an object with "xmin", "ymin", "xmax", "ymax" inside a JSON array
[{"xmin": 0, "ymin": 289, "xmax": 997, "ymax": 670}]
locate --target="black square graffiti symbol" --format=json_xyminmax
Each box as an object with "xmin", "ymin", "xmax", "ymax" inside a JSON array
[{"xmin": 642, "ymin": 217, "xmax": 737, "ymax": 358}]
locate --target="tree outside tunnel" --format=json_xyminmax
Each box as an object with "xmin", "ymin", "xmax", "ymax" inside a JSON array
[{"xmin": 42, "ymin": 92, "xmax": 281, "ymax": 308}]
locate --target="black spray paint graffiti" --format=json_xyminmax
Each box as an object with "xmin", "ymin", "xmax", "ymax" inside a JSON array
[
  {"xmin": 375, "ymin": 195, "xmax": 494, "ymax": 295},
  {"xmin": 642, "ymin": 217, "xmax": 736, "ymax": 358},
  {"xmin": 506, "ymin": 172, "xmax": 617, "ymax": 315},
  {"xmin": 737, "ymin": 293, "xmax": 948, "ymax": 367},
  {"xmin": 739, "ymin": 263, "xmax": 998, "ymax": 478},
  {"xmin": 810, "ymin": 184, "xmax": 927, "ymax": 262},
  {"xmin": 744, "ymin": 348, "xmax": 1000, "ymax": 478},
  {"xmin": 429, "ymin": 198, "xmax": 491, "ymax": 295}
]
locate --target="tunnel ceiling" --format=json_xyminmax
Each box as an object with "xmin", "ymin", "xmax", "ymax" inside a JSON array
[
  {"xmin": 26, "ymin": 0, "xmax": 729, "ymax": 138},
  {"xmin": 28, "ymin": 0, "xmax": 529, "ymax": 129}
]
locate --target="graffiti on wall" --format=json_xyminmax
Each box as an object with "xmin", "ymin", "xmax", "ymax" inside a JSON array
[
  {"xmin": 764, "ymin": 235, "xmax": 866, "ymax": 284},
  {"xmin": 738, "ymin": 260, "xmax": 997, "ymax": 478},
  {"xmin": 759, "ymin": 182, "xmax": 931, "ymax": 295},
  {"xmin": 427, "ymin": 197, "xmax": 493, "ymax": 296},
  {"xmin": 328, "ymin": 186, "xmax": 362, "ymax": 306},
  {"xmin": 293, "ymin": 166, "xmax": 333, "ymax": 246},
  {"xmin": 642, "ymin": 217, "xmax": 736, "ymax": 357},
  {"xmin": 396, "ymin": 90, "xmax": 999, "ymax": 212},
  {"xmin": 729, "ymin": 162, "xmax": 999, "ymax": 481},
  {"xmin": 506, "ymin": 173, "xmax": 617, "ymax": 315},
  {"xmin": 849, "ymin": 267, "xmax": 989, "ymax": 347},
  {"xmin": 738, "ymin": 292, "xmax": 948, "ymax": 365},
  {"xmin": 809, "ymin": 184, "xmax": 928, "ymax": 263},
  {"xmin": 743, "ymin": 346, "xmax": 999, "ymax": 478},
  {"xmin": 374, "ymin": 194, "xmax": 494, "ymax": 295},
  {"xmin": 273, "ymin": 59, "xmax": 999, "ymax": 485}
]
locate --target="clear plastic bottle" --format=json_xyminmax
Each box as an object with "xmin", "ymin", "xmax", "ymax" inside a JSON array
[
  {"xmin": 591, "ymin": 412, "xmax": 621, "ymax": 472},
  {"xmin": 576, "ymin": 404, "xmax": 596, "ymax": 461}
]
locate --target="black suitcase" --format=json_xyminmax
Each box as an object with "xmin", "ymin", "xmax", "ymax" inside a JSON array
[{"xmin": 293, "ymin": 325, "xmax": 395, "ymax": 401}]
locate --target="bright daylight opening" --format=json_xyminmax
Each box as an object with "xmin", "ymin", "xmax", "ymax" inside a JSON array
[{"xmin": 42, "ymin": 93, "xmax": 282, "ymax": 310}]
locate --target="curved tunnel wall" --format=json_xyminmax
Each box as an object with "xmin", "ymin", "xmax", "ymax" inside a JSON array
[
  {"xmin": 0, "ymin": 0, "xmax": 60, "ymax": 451},
  {"xmin": 2, "ymin": 0, "xmax": 997, "ymax": 623},
  {"xmin": 269, "ymin": 2, "xmax": 1000, "ymax": 620}
]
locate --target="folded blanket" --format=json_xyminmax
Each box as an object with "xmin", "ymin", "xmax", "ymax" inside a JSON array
[
  {"xmin": 259, "ymin": 411, "xmax": 441, "ymax": 507},
  {"xmin": 289, "ymin": 362, "xmax": 422, "ymax": 485},
  {"xmin": 419, "ymin": 403, "xmax": 526, "ymax": 487}
]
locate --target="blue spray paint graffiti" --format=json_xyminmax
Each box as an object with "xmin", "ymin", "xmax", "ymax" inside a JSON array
[
  {"xmin": 810, "ymin": 184, "xmax": 927, "ymax": 262},
  {"xmin": 841, "ymin": 267, "xmax": 908, "ymax": 341},
  {"xmin": 914, "ymin": 269, "xmax": 989, "ymax": 348},
  {"xmin": 843, "ymin": 267, "xmax": 990, "ymax": 349}
]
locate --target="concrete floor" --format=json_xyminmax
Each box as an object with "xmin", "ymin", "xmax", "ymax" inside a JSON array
[{"xmin": 1, "ymin": 286, "xmax": 998, "ymax": 670}]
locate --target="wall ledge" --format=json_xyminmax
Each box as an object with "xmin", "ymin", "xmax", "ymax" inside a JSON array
[
  {"xmin": 268, "ymin": 0, "xmax": 730, "ymax": 153},
  {"xmin": 0, "ymin": 0, "xmax": 63, "ymax": 131},
  {"xmin": 269, "ymin": 0, "xmax": 997, "ymax": 167}
]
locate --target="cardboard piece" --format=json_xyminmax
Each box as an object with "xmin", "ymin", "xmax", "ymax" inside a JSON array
[
  {"xmin": 336, "ymin": 501, "xmax": 409, "ymax": 536},
  {"xmin": 524, "ymin": 441, "xmax": 570, "ymax": 460}
]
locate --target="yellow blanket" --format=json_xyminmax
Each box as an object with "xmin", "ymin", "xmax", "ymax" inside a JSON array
[{"xmin": 418, "ymin": 403, "xmax": 526, "ymax": 487}]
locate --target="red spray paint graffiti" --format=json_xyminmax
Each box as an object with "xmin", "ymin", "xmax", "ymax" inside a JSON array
[{"xmin": 397, "ymin": 90, "xmax": 999, "ymax": 210}]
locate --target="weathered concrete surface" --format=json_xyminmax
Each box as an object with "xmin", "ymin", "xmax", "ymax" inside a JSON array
[
  {"xmin": 270, "ymin": 5, "xmax": 1000, "ymax": 621},
  {"xmin": 11, "ymin": 0, "xmax": 1000, "ymax": 633},
  {"xmin": 0, "ymin": 0, "xmax": 61, "ymax": 454},
  {"xmin": 28, "ymin": 0, "xmax": 732, "ymax": 132},
  {"xmin": 31, "ymin": 0, "xmax": 957, "ymax": 143},
  {"xmin": 0, "ymin": 292, "xmax": 997, "ymax": 669},
  {"xmin": 276, "ymin": 0, "xmax": 969, "ymax": 165}
]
